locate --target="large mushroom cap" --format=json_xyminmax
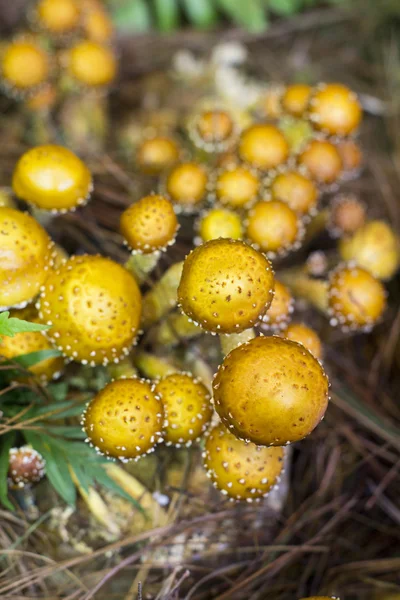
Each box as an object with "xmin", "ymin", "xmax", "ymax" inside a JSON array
[
  {"xmin": 203, "ymin": 423, "xmax": 285, "ymax": 501},
  {"xmin": 38, "ymin": 254, "xmax": 141, "ymax": 365},
  {"xmin": 213, "ymin": 336, "xmax": 329, "ymax": 446},
  {"xmin": 82, "ymin": 378, "xmax": 164, "ymax": 460},
  {"xmin": 309, "ymin": 83, "xmax": 362, "ymax": 136},
  {"xmin": 239, "ymin": 124, "xmax": 289, "ymax": 170},
  {"xmin": 1, "ymin": 38, "xmax": 50, "ymax": 96},
  {"xmin": 178, "ymin": 239, "xmax": 274, "ymax": 334},
  {"xmin": 0, "ymin": 207, "xmax": 54, "ymax": 309},
  {"xmin": 12, "ymin": 145, "xmax": 92, "ymax": 213}
]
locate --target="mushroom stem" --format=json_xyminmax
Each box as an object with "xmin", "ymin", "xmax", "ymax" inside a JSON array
[
  {"xmin": 149, "ymin": 311, "xmax": 203, "ymax": 347},
  {"xmin": 279, "ymin": 266, "xmax": 329, "ymax": 313},
  {"xmin": 220, "ymin": 328, "xmax": 256, "ymax": 356},
  {"xmin": 141, "ymin": 261, "xmax": 184, "ymax": 329},
  {"xmin": 134, "ymin": 351, "xmax": 177, "ymax": 379},
  {"xmin": 304, "ymin": 209, "xmax": 329, "ymax": 243},
  {"xmin": 125, "ymin": 252, "xmax": 161, "ymax": 284},
  {"xmin": 107, "ymin": 357, "xmax": 138, "ymax": 380}
]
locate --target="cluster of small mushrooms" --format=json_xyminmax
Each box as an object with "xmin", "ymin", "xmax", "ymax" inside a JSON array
[{"xmin": 1, "ymin": 35, "xmax": 399, "ymax": 509}]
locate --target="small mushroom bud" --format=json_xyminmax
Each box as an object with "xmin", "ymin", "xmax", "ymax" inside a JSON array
[
  {"xmin": 164, "ymin": 161, "xmax": 208, "ymax": 214},
  {"xmin": 155, "ymin": 372, "xmax": 213, "ymax": 447},
  {"xmin": 268, "ymin": 169, "xmax": 319, "ymax": 220},
  {"xmin": 82, "ymin": 377, "xmax": 164, "ymax": 461},
  {"xmin": 0, "ymin": 207, "xmax": 55, "ymax": 310},
  {"xmin": 136, "ymin": 136, "xmax": 180, "ymax": 175},
  {"xmin": 306, "ymin": 251, "xmax": 329, "ymax": 278},
  {"xmin": 8, "ymin": 446, "xmax": 46, "ymax": 489},
  {"xmin": 261, "ymin": 280, "xmax": 293, "ymax": 331},
  {"xmin": 239, "ymin": 124, "xmax": 289, "ymax": 170},
  {"xmin": 309, "ymin": 83, "xmax": 362, "ymax": 136},
  {"xmin": 12, "ymin": 144, "xmax": 93, "ymax": 214},
  {"xmin": 257, "ymin": 84, "xmax": 284, "ymax": 120},
  {"xmin": 203, "ymin": 423, "xmax": 285, "ymax": 501},
  {"xmin": 299, "ymin": 140, "xmax": 342, "ymax": 186},
  {"xmin": 178, "ymin": 239, "xmax": 274, "ymax": 334},
  {"xmin": 33, "ymin": 0, "xmax": 81, "ymax": 36},
  {"xmin": 281, "ymin": 322, "xmax": 323, "ymax": 360},
  {"xmin": 38, "ymin": 254, "xmax": 142, "ymax": 365},
  {"xmin": 0, "ymin": 37, "xmax": 50, "ymax": 98},
  {"xmin": 187, "ymin": 109, "xmax": 238, "ymax": 153},
  {"xmin": 65, "ymin": 40, "xmax": 117, "ymax": 88},
  {"xmin": 328, "ymin": 194, "xmax": 366, "ymax": 238},
  {"xmin": 213, "ymin": 336, "xmax": 329, "ymax": 446},
  {"xmin": 336, "ymin": 139, "xmax": 363, "ymax": 178},
  {"xmin": 197, "ymin": 207, "xmax": 243, "ymax": 243},
  {"xmin": 281, "ymin": 83, "xmax": 312, "ymax": 117},
  {"xmin": 213, "ymin": 163, "xmax": 260, "ymax": 209}
]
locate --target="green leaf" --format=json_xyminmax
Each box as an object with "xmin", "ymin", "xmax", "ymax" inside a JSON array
[
  {"xmin": 12, "ymin": 349, "xmax": 62, "ymax": 370},
  {"xmin": 181, "ymin": 0, "xmax": 217, "ymax": 29},
  {"xmin": 69, "ymin": 462, "xmax": 92, "ymax": 494},
  {"xmin": 217, "ymin": 0, "xmax": 268, "ymax": 32},
  {"xmin": 153, "ymin": 0, "xmax": 180, "ymax": 31},
  {"xmin": 268, "ymin": 0, "xmax": 301, "ymax": 16},
  {"xmin": 45, "ymin": 426, "xmax": 86, "ymax": 440},
  {"xmin": 47, "ymin": 382, "xmax": 68, "ymax": 402},
  {"xmin": 34, "ymin": 399, "xmax": 87, "ymax": 420},
  {"xmin": 0, "ymin": 312, "xmax": 49, "ymax": 341},
  {"xmin": 0, "ymin": 432, "xmax": 16, "ymax": 511},
  {"xmin": 112, "ymin": 0, "xmax": 152, "ymax": 32}
]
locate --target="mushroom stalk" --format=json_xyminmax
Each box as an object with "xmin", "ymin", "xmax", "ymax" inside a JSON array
[
  {"xmin": 279, "ymin": 266, "xmax": 329, "ymax": 313},
  {"xmin": 125, "ymin": 251, "xmax": 161, "ymax": 284},
  {"xmin": 141, "ymin": 261, "xmax": 183, "ymax": 329},
  {"xmin": 220, "ymin": 328, "xmax": 256, "ymax": 356},
  {"xmin": 149, "ymin": 311, "xmax": 203, "ymax": 347},
  {"xmin": 134, "ymin": 352, "xmax": 176, "ymax": 379}
]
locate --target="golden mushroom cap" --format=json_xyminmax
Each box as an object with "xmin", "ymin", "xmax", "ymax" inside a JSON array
[
  {"xmin": 239, "ymin": 124, "xmax": 289, "ymax": 170},
  {"xmin": 299, "ymin": 140, "xmax": 342, "ymax": 185},
  {"xmin": 282, "ymin": 322, "xmax": 323, "ymax": 361},
  {"xmin": 339, "ymin": 220, "xmax": 400, "ymax": 281},
  {"xmin": 188, "ymin": 109, "xmax": 237, "ymax": 152},
  {"xmin": 203, "ymin": 423, "xmax": 285, "ymax": 501},
  {"xmin": 336, "ymin": 139, "xmax": 363, "ymax": 174},
  {"xmin": 1, "ymin": 38, "xmax": 50, "ymax": 95},
  {"xmin": 66, "ymin": 40, "xmax": 117, "ymax": 87},
  {"xmin": 0, "ymin": 207, "xmax": 54, "ymax": 310},
  {"xmin": 0, "ymin": 306, "xmax": 64, "ymax": 382},
  {"xmin": 178, "ymin": 239, "xmax": 275, "ymax": 334},
  {"xmin": 198, "ymin": 208, "xmax": 243, "ymax": 243},
  {"xmin": 165, "ymin": 162, "xmax": 208, "ymax": 213},
  {"xmin": 12, "ymin": 144, "xmax": 92, "ymax": 213},
  {"xmin": 8, "ymin": 446, "xmax": 46, "ymax": 489},
  {"xmin": 328, "ymin": 264, "xmax": 387, "ymax": 331},
  {"xmin": 309, "ymin": 83, "xmax": 362, "ymax": 136},
  {"xmin": 261, "ymin": 280, "xmax": 293, "ymax": 331},
  {"xmin": 82, "ymin": 378, "xmax": 164, "ymax": 460},
  {"xmin": 281, "ymin": 83, "xmax": 312, "ymax": 117},
  {"xmin": 137, "ymin": 136, "xmax": 180, "ymax": 175},
  {"xmin": 269, "ymin": 170, "xmax": 319, "ymax": 218},
  {"xmin": 120, "ymin": 194, "xmax": 178, "ymax": 254},
  {"xmin": 246, "ymin": 199, "xmax": 304, "ymax": 258},
  {"xmin": 38, "ymin": 255, "xmax": 142, "ymax": 365},
  {"xmin": 329, "ymin": 194, "xmax": 366, "ymax": 238},
  {"xmin": 83, "ymin": 0, "xmax": 113, "ymax": 43},
  {"xmin": 155, "ymin": 372, "xmax": 213, "ymax": 446},
  {"xmin": 213, "ymin": 336, "xmax": 329, "ymax": 446},
  {"xmin": 215, "ymin": 164, "xmax": 260, "ymax": 209},
  {"xmin": 35, "ymin": 0, "xmax": 81, "ymax": 35}
]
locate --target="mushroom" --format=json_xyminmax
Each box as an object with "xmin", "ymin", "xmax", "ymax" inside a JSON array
[
  {"xmin": 281, "ymin": 322, "xmax": 323, "ymax": 361},
  {"xmin": 82, "ymin": 0, "xmax": 113, "ymax": 43},
  {"xmin": 32, "ymin": 0, "xmax": 81, "ymax": 36},
  {"xmin": 0, "ymin": 36, "xmax": 50, "ymax": 99},
  {"xmin": 8, "ymin": 446, "xmax": 46, "ymax": 489},
  {"xmin": 336, "ymin": 139, "xmax": 363, "ymax": 179},
  {"xmin": 0, "ymin": 207, "xmax": 55, "ymax": 310},
  {"xmin": 256, "ymin": 84, "xmax": 285, "ymax": 120},
  {"xmin": 212, "ymin": 162, "xmax": 260, "ymax": 209},
  {"xmin": 328, "ymin": 194, "xmax": 366, "ymax": 238},
  {"xmin": 239, "ymin": 124, "xmax": 289, "ymax": 170},
  {"xmin": 298, "ymin": 140, "xmax": 342, "ymax": 186},
  {"xmin": 203, "ymin": 422, "xmax": 285, "ymax": 501},
  {"xmin": 12, "ymin": 144, "xmax": 93, "ymax": 214},
  {"xmin": 164, "ymin": 161, "xmax": 208, "ymax": 214},
  {"xmin": 281, "ymin": 83, "xmax": 312, "ymax": 117},
  {"xmin": 81, "ymin": 377, "xmax": 164, "ymax": 461},
  {"xmin": 38, "ymin": 254, "xmax": 142, "ymax": 365},
  {"xmin": 136, "ymin": 136, "xmax": 181, "ymax": 175},
  {"xmin": 213, "ymin": 336, "xmax": 329, "ymax": 446},
  {"xmin": 187, "ymin": 108, "xmax": 238, "ymax": 154},
  {"xmin": 260, "ymin": 280, "xmax": 294, "ymax": 332},
  {"xmin": 64, "ymin": 40, "xmax": 117, "ymax": 89},
  {"xmin": 197, "ymin": 207, "xmax": 243, "ymax": 244},
  {"xmin": 309, "ymin": 83, "xmax": 362, "ymax": 136},
  {"xmin": 155, "ymin": 372, "xmax": 213, "ymax": 447},
  {"xmin": 267, "ymin": 169, "xmax": 319, "ymax": 220}
]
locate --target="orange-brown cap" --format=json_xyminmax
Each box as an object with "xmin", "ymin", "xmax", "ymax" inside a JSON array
[{"xmin": 309, "ymin": 83, "xmax": 362, "ymax": 136}]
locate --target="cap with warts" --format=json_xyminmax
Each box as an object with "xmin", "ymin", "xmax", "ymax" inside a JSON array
[
  {"xmin": 203, "ymin": 423, "xmax": 284, "ymax": 501},
  {"xmin": 137, "ymin": 136, "xmax": 180, "ymax": 175},
  {"xmin": 327, "ymin": 264, "xmax": 386, "ymax": 331},
  {"xmin": 155, "ymin": 372, "xmax": 213, "ymax": 447},
  {"xmin": 82, "ymin": 377, "xmax": 164, "ymax": 460},
  {"xmin": 178, "ymin": 239, "xmax": 274, "ymax": 334},
  {"xmin": 239, "ymin": 124, "xmax": 289, "ymax": 170},
  {"xmin": 1, "ymin": 37, "xmax": 50, "ymax": 97},
  {"xmin": 309, "ymin": 83, "xmax": 362, "ymax": 136},
  {"xmin": 165, "ymin": 162, "xmax": 208, "ymax": 213},
  {"xmin": 338, "ymin": 220, "xmax": 400, "ymax": 281},
  {"xmin": 188, "ymin": 109, "xmax": 237, "ymax": 153},
  {"xmin": 281, "ymin": 84, "xmax": 312, "ymax": 117},
  {"xmin": 299, "ymin": 140, "xmax": 342, "ymax": 185},
  {"xmin": 214, "ymin": 163, "xmax": 260, "ymax": 209},
  {"xmin": 213, "ymin": 336, "xmax": 329, "ymax": 446},
  {"xmin": 198, "ymin": 208, "xmax": 243, "ymax": 243},
  {"xmin": 261, "ymin": 280, "xmax": 293, "ymax": 331},
  {"xmin": 269, "ymin": 169, "xmax": 319, "ymax": 219},
  {"xmin": 246, "ymin": 200, "xmax": 304, "ymax": 258},
  {"xmin": 8, "ymin": 446, "xmax": 46, "ymax": 489},
  {"xmin": 38, "ymin": 254, "xmax": 141, "ymax": 365},
  {"xmin": 0, "ymin": 207, "xmax": 54, "ymax": 310},
  {"xmin": 33, "ymin": 0, "xmax": 81, "ymax": 35},
  {"xmin": 65, "ymin": 40, "xmax": 117, "ymax": 87},
  {"xmin": 328, "ymin": 194, "xmax": 366, "ymax": 238},
  {"xmin": 12, "ymin": 144, "xmax": 92, "ymax": 213},
  {"xmin": 282, "ymin": 322, "xmax": 322, "ymax": 360},
  {"xmin": 120, "ymin": 194, "xmax": 178, "ymax": 254}
]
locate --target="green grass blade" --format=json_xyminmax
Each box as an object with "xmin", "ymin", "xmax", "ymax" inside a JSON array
[
  {"xmin": 181, "ymin": 0, "xmax": 218, "ymax": 29},
  {"xmin": 153, "ymin": 0, "xmax": 180, "ymax": 31},
  {"xmin": 0, "ymin": 432, "xmax": 16, "ymax": 510}
]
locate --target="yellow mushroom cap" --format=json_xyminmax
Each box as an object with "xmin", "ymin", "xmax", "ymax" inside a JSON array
[
  {"xmin": 198, "ymin": 208, "xmax": 243, "ymax": 243},
  {"xmin": 203, "ymin": 423, "xmax": 285, "ymax": 501},
  {"xmin": 328, "ymin": 264, "xmax": 387, "ymax": 331},
  {"xmin": 336, "ymin": 139, "xmax": 363, "ymax": 174},
  {"xmin": 246, "ymin": 200, "xmax": 304, "ymax": 258},
  {"xmin": 82, "ymin": 378, "xmax": 163, "ymax": 460},
  {"xmin": 1, "ymin": 39, "xmax": 50, "ymax": 94},
  {"xmin": 66, "ymin": 40, "xmax": 117, "ymax": 87},
  {"xmin": 155, "ymin": 372, "xmax": 213, "ymax": 446},
  {"xmin": 165, "ymin": 162, "xmax": 208, "ymax": 212},
  {"xmin": 83, "ymin": 0, "xmax": 113, "ymax": 43},
  {"xmin": 120, "ymin": 194, "xmax": 178, "ymax": 254},
  {"xmin": 137, "ymin": 136, "xmax": 180, "ymax": 175},
  {"xmin": 188, "ymin": 109, "xmax": 237, "ymax": 152},
  {"xmin": 270, "ymin": 170, "xmax": 319, "ymax": 218},
  {"xmin": 282, "ymin": 322, "xmax": 322, "ymax": 360},
  {"xmin": 12, "ymin": 144, "xmax": 92, "ymax": 213},
  {"xmin": 8, "ymin": 446, "xmax": 46, "ymax": 489},
  {"xmin": 281, "ymin": 84, "xmax": 312, "ymax": 117},
  {"xmin": 178, "ymin": 239, "xmax": 274, "ymax": 334},
  {"xmin": 213, "ymin": 336, "xmax": 329, "ymax": 446},
  {"xmin": 329, "ymin": 194, "xmax": 366, "ymax": 238},
  {"xmin": 239, "ymin": 124, "xmax": 289, "ymax": 170},
  {"xmin": 0, "ymin": 207, "xmax": 54, "ymax": 310},
  {"xmin": 38, "ymin": 255, "xmax": 142, "ymax": 365},
  {"xmin": 35, "ymin": 0, "xmax": 81, "ymax": 34},
  {"xmin": 215, "ymin": 164, "xmax": 260, "ymax": 209},
  {"xmin": 309, "ymin": 83, "xmax": 362, "ymax": 136},
  {"xmin": 0, "ymin": 306, "xmax": 64, "ymax": 382},
  {"xmin": 299, "ymin": 140, "xmax": 342, "ymax": 185},
  {"xmin": 262, "ymin": 280, "xmax": 293, "ymax": 330},
  {"xmin": 339, "ymin": 220, "xmax": 400, "ymax": 281}
]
